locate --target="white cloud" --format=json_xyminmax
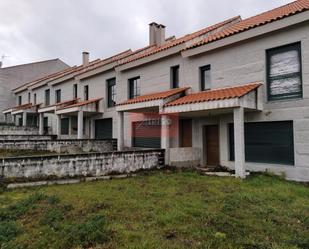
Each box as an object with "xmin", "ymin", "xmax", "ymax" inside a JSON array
[{"xmin": 0, "ymin": 0, "xmax": 293, "ymax": 67}]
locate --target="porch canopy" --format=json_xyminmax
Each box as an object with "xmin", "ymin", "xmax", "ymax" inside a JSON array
[
  {"xmin": 162, "ymin": 82, "xmax": 263, "ymax": 178},
  {"xmin": 55, "ymin": 98, "xmax": 102, "ymax": 139},
  {"xmin": 38, "ymin": 98, "xmax": 79, "ymax": 114},
  {"xmin": 163, "ymin": 83, "xmax": 262, "ymax": 114},
  {"xmin": 3, "ymin": 103, "xmax": 40, "ymax": 126},
  {"xmin": 116, "ymin": 87, "xmax": 189, "ymax": 112},
  {"xmin": 115, "ymin": 87, "xmax": 189, "ymax": 150}
]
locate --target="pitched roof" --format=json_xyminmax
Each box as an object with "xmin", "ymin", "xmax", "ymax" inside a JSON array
[
  {"xmin": 39, "ymin": 98, "xmax": 80, "ymax": 109},
  {"xmin": 117, "ymin": 16, "xmax": 241, "ymax": 66},
  {"xmin": 117, "ymin": 87, "xmax": 189, "ymax": 106},
  {"xmin": 12, "ymin": 103, "xmax": 34, "ymax": 111},
  {"xmin": 57, "ymin": 98, "xmax": 102, "ymax": 110},
  {"xmin": 186, "ymin": 0, "xmax": 309, "ymax": 50},
  {"xmin": 74, "ymin": 50, "xmax": 133, "ymax": 77},
  {"xmin": 165, "ymin": 83, "xmax": 262, "ymax": 107},
  {"xmin": 13, "ymin": 50, "xmax": 133, "ymax": 92},
  {"xmin": 13, "ymin": 66, "xmax": 78, "ymax": 92}
]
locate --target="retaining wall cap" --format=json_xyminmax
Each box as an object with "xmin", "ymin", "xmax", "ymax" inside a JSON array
[{"xmin": 0, "ymin": 149, "xmax": 164, "ymax": 161}]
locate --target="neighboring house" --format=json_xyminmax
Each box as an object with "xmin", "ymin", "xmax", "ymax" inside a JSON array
[
  {"xmin": 3, "ymin": 0, "xmax": 309, "ymax": 181},
  {"xmin": 0, "ymin": 58, "xmax": 69, "ymax": 123}
]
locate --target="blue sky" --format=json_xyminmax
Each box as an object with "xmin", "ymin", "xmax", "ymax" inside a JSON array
[{"xmin": 0, "ymin": 0, "xmax": 293, "ymax": 67}]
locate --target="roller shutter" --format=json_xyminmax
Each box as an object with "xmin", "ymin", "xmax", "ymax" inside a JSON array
[
  {"xmin": 229, "ymin": 121, "xmax": 294, "ymax": 165},
  {"xmin": 132, "ymin": 121, "xmax": 161, "ymax": 148},
  {"xmin": 95, "ymin": 118, "xmax": 113, "ymax": 139}
]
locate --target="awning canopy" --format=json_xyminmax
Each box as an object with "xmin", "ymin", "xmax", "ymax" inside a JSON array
[
  {"xmin": 116, "ymin": 87, "xmax": 189, "ymax": 112},
  {"xmin": 163, "ymin": 82, "xmax": 263, "ymax": 114},
  {"xmin": 55, "ymin": 98, "xmax": 102, "ymax": 115},
  {"xmin": 4, "ymin": 103, "xmax": 40, "ymax": 115},
  {"xmin": 38, "ymin": 98, "xmax": 79, "ymax": 113}
]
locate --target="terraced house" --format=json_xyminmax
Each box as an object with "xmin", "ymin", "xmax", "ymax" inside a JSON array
[{"xmin": 3, "ymin": 0, "xmax": 309, "ymax": 181}]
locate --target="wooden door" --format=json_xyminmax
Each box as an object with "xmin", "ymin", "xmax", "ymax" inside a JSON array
[
  {"xmin": 205, "ymin": 125, "xmax": 220, "ymax": 166},
  {"xmin": 180, "ymin": 119, "xmax": 192, "ymax": 147}
]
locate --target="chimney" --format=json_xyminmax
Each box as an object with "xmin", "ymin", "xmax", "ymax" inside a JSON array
[
  {"xmin": 82, "ymin": 51, "xmax": 89, "ymax": 66},
  {"xmin": 149, "ymin": 22, "xmax": 166, "ymax": 46},
  {"xmin": 156, "ymin": 24, "xmax": 166, "ymax": 46},
  {"xmin": 149, "ymin": 22, "xmax": 159, "ymax": 46}
]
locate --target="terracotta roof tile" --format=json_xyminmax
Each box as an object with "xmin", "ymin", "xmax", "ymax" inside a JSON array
[
  {"xmin": 117, "ymin": 16, "xmax": 241, "ymax": 66},
  {"xmin": 117, "ymin": 87, "xmax": 189, "ymax": 106},
  {"xmin": 39, "ymin": 98, "xmax": 80, "ymax": 109},
  {"xmin": 12, "ymin": 103, "xmax": 34, "ymax": 111},
  {"xmin": 165, "ymin": 83, "xmax": 262, "ymax": 107},
  {"xmin": 57, "ymin": 98, "xmax": 102, "ymax": 110},
  {"xmin": 186, "ymin": 0, "xmax": 309, "ymax": 50},
  {"xmin": 13, "ymin": 66, "xmax": 76, "ymax": 92},
  {"xmin": 14, "ymin": 50, "xmax": 133, "ymax": 92}
]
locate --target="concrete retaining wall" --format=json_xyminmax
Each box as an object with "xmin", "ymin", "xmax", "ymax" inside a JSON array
[
  {"xmin": 0, "ymin": 149, "xmax": 165, "ymax": 180},
  {"xmin": 0, "ymin": 139, "xmax": 117, "ymax": 153},
  {"xmin": 0, "ymin": 125, "xmax": 39, "ymax": 135},
  {"xmin": 167, "ymin": 147, "xmax": 202, "ymax": 168}
]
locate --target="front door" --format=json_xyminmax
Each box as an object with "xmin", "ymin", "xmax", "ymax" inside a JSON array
[
  {"xmin": 205, "ymin": 125, "xmax": 220, "ymax": 166},
  {"xmin": 180, "ymin": 119, "xmax": 192, "ymax": 147}
]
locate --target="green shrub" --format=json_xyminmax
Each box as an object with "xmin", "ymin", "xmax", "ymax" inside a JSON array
[
  {"xmin": 40, "ymin": 208, "xmax": 64, "ymax": 229},
  {"xmin": 0, "ymin": 192, "xmax": 48, "ymax": 221},
  {"xmin": 0, "ymin": 221, "xmax": 19, "ymax": 245},
  {"xmin": 63, "ymin": 214, "xmax": 109, "ymax": 248}
]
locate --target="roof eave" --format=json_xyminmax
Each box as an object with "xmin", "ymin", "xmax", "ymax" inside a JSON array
[{"xmin": 182, "ymin": 10, "xmax": 309, "ymax": 58}]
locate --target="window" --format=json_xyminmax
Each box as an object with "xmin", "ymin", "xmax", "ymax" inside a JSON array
[
  {"xmin": 171, "ymin": 65, "xmax": 179, "ymax": 88},
  {"xmin": 200, "ymin": 65, "xmax": 211, "ymax": 91},
  {"xmin": 45, "ymin": 89, "xmax": 50, "ymax": 106},
  {"xmin": 28, "ymin": 92, "xmax": 31, "ymax": 103},
  {"xmin": 18, "ymin": 96, "xmax": 22, "ymax": 106},
  {"xmin": 107, "ymin": 78, "xmax": 116, "ymax": 107},
  {"xmin": 73, "ymin": 84, "xmax": 78, "ymax": 99},
  {"xmin": 267, "ymin": 42, "xmax": 302, "ymax": 101},
  {"xmin": 84, "ymin": 85, "xmax": 89, "ymax": 101},
  {"xmin": 55, "ymin": 89, "xmax": 61, "ymax": 103},
  {"xmin": 128, "ymin": 77, "xmax": 141, "ymax": 99},
  {"xmin": 33, "ymin": 93, "xmax": 37, "ymax": 105},
  {"xmin": 229, "ymin": 121, "xmax": 294, "ymax": 165}
]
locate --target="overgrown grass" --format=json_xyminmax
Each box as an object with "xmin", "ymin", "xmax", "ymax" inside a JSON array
[
  {"xmin": 0, "ymin": 171, "xmax": 308, "ymax": 249},
  {"xmin": 0, "ymin": 149, "xmax": 56, "ymax": 158}
]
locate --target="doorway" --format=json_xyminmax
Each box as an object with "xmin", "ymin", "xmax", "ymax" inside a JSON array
[
  {"xmin": 179, "ymin": 119, "xmax": 192, "ymax": 147},
  {"xmin": 204, "ymin": 125, "xmax": 220, "ymax": 166}
]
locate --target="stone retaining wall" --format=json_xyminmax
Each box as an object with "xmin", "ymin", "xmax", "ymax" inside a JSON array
[
  {"xmin": 0, "ymin": 139, "xmax": 117, "ymax": 153},
  {"xmin": 0, "ymin": 149, "xmax": 165, "ymax": 180},
  {"xmin": 0, "ymin": 125, "xmax": 39, "ymax": 135}
]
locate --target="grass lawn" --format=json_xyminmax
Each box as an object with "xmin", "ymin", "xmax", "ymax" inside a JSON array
[
  {"xmin": 0, "ymin": 170, "xmax": 308, "ymax": 249},
  {"xmin": 0, "ymin": 149, "xmax": 57, "ymax": 158}
]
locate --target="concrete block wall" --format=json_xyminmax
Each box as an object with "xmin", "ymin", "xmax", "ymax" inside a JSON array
[{"xmin": 0, "ymin": 149, "xmax": 165, "ymax": 180}]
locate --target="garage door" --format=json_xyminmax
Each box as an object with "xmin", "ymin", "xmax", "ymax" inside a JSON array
[
  {"xmin": 95, "ymin": 118, "xmax": 113, "ymax": 139},
  {"xmin": 132, "ymin": 121, "xmax": 161, "ymax": 148},
  {"xmin": 229, "ymin": 121, "xmax": 294, "ymax": 165}
]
